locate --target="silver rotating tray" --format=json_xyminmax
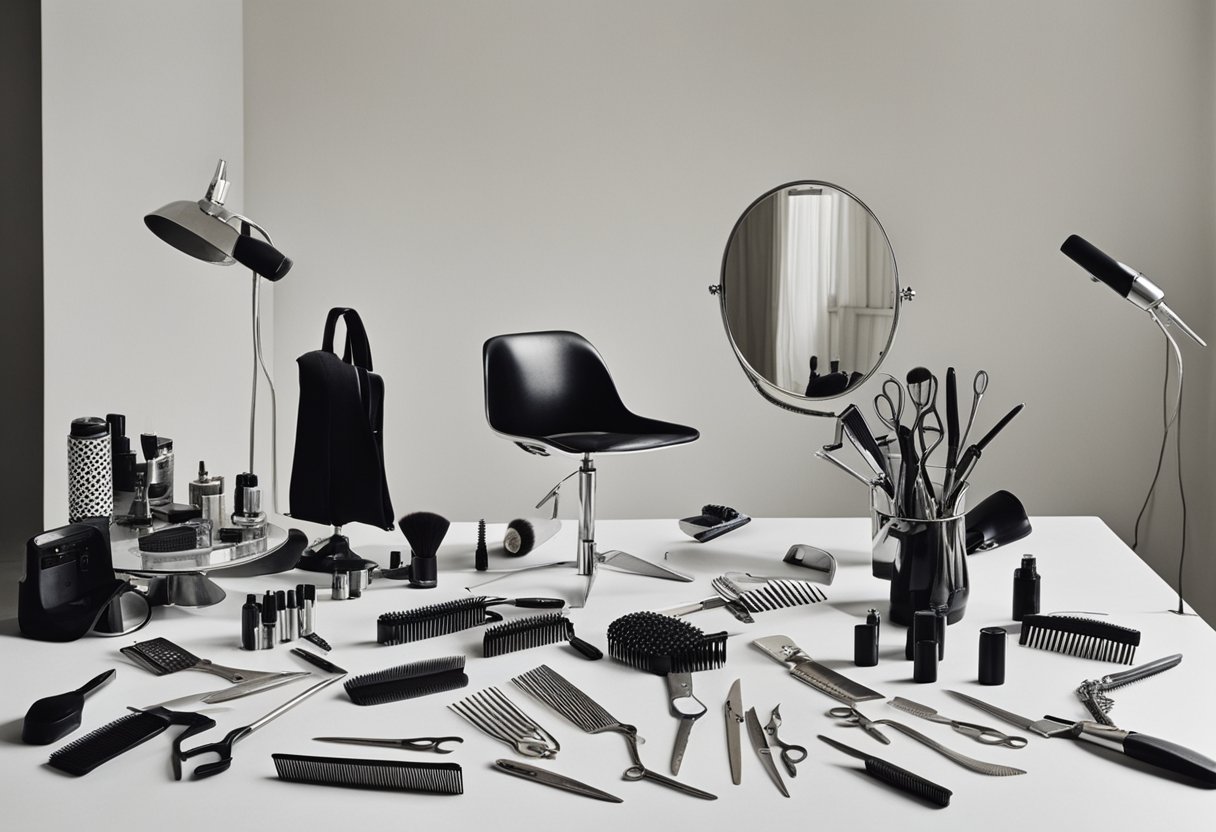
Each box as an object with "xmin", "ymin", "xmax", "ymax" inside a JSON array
[{"xmin": 112, "ymin": 521, "xmax": 288, "ymax": 607}]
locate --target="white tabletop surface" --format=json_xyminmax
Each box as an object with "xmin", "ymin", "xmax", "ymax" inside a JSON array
[{"xmin": 3, "ymin": 516, "xmax": 1214, "ymax": 830}]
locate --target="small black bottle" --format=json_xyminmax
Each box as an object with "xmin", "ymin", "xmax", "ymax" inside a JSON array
[
  {"xmin": 241, "ymin": 594, "xmax": 261, "ymax": 650},
  {"xmin": 1012, "ymin": 555, "xmax": 1041, "ymax": 622}
]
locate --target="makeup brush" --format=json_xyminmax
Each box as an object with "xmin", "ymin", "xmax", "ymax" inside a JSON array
[
  {"xmin": 399, "ymin": 511, "xmax": 450, "ymax": 560},
  {"xmin": 503, "ymin": 517, "xmax": 561, "ymax": 556},
  {"xmin": 475, "ymin": 519, "xmax": 488, "ymax": 571}
]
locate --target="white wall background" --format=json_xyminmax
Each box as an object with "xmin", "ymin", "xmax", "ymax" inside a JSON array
[
  {"xmin": 40, "ymin": 0, "xmax": 273, "ymax": 533},
  {"xmin": 35, "ymin": 1, "xmax": 1216, "ymax": 622},
  {"xmin": 242, "ymin": 0, "xmax": 1216, "ymax": 619}
]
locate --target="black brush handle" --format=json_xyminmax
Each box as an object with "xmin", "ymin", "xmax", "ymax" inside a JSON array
[
  {"xmin": 509, "ymin": 598, "xmax": 566, "ymax": 609},
  {"xmin": 864, "ymin": 758, "xmax": 952, "ymax": 807},
  {"xmin": 568, "ymin": 637, "xmax": 604, "ymax": 661},
  {"xmin": 897, "ymin": 427, "xmax": 919, "ymax": 517},
  {"xmin": 1122, "ymin": 733, "xmax": 1216, "ymax": 787},
  {"xmin": 975, "ymin": 403, "xmax": 1024, "ymax": 451},
  {"xmin": 76, "ymin": 669, "xmax": 117, "ymax": 698},
  {"xmin": 945, "ymin": 368, "xmax": 959, "ymax": 472}
]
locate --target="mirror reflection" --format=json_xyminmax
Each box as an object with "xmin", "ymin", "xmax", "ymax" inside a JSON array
[{"xmin": 721, "ymin": 182, "xmax": 898, "ymax": 400}]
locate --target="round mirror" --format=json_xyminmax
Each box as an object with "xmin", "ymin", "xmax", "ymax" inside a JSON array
[{"xmin": 716, "ymin": 181, "xmax": 904, "ymax": 414}]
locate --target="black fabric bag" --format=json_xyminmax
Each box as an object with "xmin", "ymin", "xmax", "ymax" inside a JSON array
[{"xmin": 289, "ymin": 308, "xmax": 394, "ymax": 530}]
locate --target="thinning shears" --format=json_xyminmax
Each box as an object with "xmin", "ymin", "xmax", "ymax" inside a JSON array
[{"xmin": 828, "ymin": 705, "xmax": 891, "ymax": 745}]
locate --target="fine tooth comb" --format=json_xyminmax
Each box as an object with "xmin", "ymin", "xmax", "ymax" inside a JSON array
[
  {"xmin": 606, "ymin": 611, "xmax": 727, "ymax": 675},
  {"xmin": 483, "ymin": 613, "xmax": 603, "ymax": 660},
  {"xmin": 376, "ymin": 596, "xmax": 565, "ymax": 645},
  {"xmin": 120, "ymin": 637, "xmax": 287, "ymax": 683},
  {"xmin": 1019, "ymin": 614, "xmax": 1141, "ymax": 664},
  {"xmin": 818, "ymin": 734, "xmax": 951, "ymax": 808},
  {"xmin": 272, "ymin": 754, "xmax": 463, "ymax": 795},
  {"xmin": 344, "ymin": 656, "xmax": 468, "ymax": 706},
  {"xmin": 48, "ymin": 708, "xmax": 215, "ymax": 777},
  {"xmin": 713, "ymin": 574, "xmax": 828, "ymax": 613},
  {"xmin": 449, "ymin": 686, "xmax": 561, "ymax": 758}
]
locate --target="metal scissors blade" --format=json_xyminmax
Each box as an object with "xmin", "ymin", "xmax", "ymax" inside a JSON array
[
  {"xmin": 745, "ymin": 707, "xmax": 789, "ymax": 797},
  {"xmin": 313, "ymin": 735, "xmax": 463, "ymax": 753},
  {"xmin": 764, "ymin": 705, "xmax": 808, "ymax": 778},
  {"xmin": 494, "ymin": 759, "xmax": 622, "ymax": 803},
  {"xmin": 725, "ymin": 678, "xmax": 743, "ymax": 785},
  {"xmin": 828, "ymin": 705, "xmax": 891, "ymax": 744}
]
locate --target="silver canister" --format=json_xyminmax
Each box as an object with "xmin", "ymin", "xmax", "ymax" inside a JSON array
[
  {"xmin": 189, "ymin": 462, "xmax": 225, "ymax": 544},
  {"xmin": 349, "ymin": 568, "xmax": 369, "ymax": 598},
  {"xmin": 332, "ymin": 571, "xmax": 350, "ymax": 601}
]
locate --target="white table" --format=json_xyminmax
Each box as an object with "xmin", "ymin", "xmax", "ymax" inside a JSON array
[{"xmin": 2, "ymin": 517, "xmax": 1214, "ymax": 830}]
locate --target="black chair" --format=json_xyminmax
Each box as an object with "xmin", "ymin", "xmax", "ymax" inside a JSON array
[{"xmin": 481, "ymin": 331, "xmax": 699, "ymax": 606}]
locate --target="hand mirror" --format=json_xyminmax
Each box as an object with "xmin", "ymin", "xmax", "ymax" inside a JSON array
[{"xmin": 712, "ymin": 181, "xmax": 911, "ymax": 416}]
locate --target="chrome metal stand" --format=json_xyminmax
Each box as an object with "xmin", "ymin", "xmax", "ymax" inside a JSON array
[{"xmin": 469, "ymin": 453, "xmax": 692, "ymax": 607}]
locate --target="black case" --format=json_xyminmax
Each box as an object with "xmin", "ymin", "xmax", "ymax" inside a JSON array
[
  {"xmin": 18, "ymin": 523, "xmax": 128, "ymax": 642},
  {"xmin": 289, "ymin": 308, "xmax": 394, "ymax": 530}
]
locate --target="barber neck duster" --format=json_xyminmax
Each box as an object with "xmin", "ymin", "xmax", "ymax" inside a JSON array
[{"xmin": 399, "ymin": 511, "xmax": 450, "ymax": 559}]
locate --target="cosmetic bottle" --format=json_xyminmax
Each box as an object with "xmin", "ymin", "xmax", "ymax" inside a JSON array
[
  {"xmin": 241, "ymin": 594, "xmax": 261, "ymax": 650},
  {"xmin": 1012, "ymin": 555, "xmax": 1041, "ymax": 621}
]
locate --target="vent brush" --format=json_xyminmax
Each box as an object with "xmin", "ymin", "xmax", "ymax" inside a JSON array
[
  {"xmin": 606, "ymin": 611, "xmax": 726, "ymax": 675},
  {"xmin": 818, "ymin": 735, "xmax": 951, "ymax": 807},
  {"xmin": 377, "ymin": 596, "xmax": 564, "ymax": 645},
  {"xmin": 48, "ymin": 707, "xmax": 215, "ymax": 777},
  {"xmin": 272, "ymin": 753, "xmax": 463, "ymax": 795},
  {"xmin": 483, "ymin": 613, "xmax": 603, "ymax": 660},
  {"xmin": 344, "ymin": 656, "xmax": 468, "ymax": 706},
  {"xmin": 1019, "ymin": 614, "xmax": 1141, "ymax": 664}
]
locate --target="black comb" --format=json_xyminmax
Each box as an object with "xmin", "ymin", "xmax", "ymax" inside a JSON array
[
  {"xmin": 272, "ymin": 753, "xmax": 463, "ymax": 795},
  {"xmin": 48, "ymin": 707, "xmax": 215, "ymax": 777},
  {"xmin": 483, "ymin": 613, "xmax": 603, "ymax": 660},
  {"xmin": 818, "ymin": 735, "xmax": 951, "ymax": 807},
  {"xmin": 1019, "ymin": 614, "xmax": 1141, "ymax": 664},
  {"xmin": 606, "ymin": 611, "xmax": 727, "ymax": 675},
  {"xmin": 376, "ymin": 596, "xmax": 564, "ymax": 645},
  {"xmin": 344, "ymin": 656, "xmax": 468, "ymax": 706}
]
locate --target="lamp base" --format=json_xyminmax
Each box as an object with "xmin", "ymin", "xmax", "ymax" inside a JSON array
[{"xmin": 296, "ymin": 531, "xmax": 378, "ymax": 574}]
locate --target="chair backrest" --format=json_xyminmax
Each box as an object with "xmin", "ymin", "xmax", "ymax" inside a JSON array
[{"xmin": 483, "ymin": 331, "xmax": 632, "ymax": 440}]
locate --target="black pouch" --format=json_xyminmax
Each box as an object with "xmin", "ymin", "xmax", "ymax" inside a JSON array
[
  {"xmin": 18, "ymin": 523, "xmax": 149, "ymax": 642},
  {"xmin": 289, "ymin": 308, "xmax": 394, "ymax": 530}
]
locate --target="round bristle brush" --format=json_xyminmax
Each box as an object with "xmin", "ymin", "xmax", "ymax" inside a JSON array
[
  {"xmin": 503, "ymin": 517, "xmax": 561, "ymax": 556},
  {"xmin": 606, "ymin": 611, "xmax": 727, "ymax": 675}
]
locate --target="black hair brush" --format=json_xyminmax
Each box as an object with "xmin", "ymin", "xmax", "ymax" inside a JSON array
[
  {"xmin": 377, "ymin": 595, "xmax": 564, "ymax": 645},
  {"xmin": 343, "ymin": 656, "xmax": 468, "ymax": 706},
  {"xmin": 483, "ymin": 613, "xmax": 603, "ymax": 660},
  {"xmin": 1019, "ymin": 614, "xmax": 1141, "ymax": 664},
  {"xmin": 48, "ymin": 707, "xmax": 215, "ymax": 777},
  {"xmin": 607, "ymin": 611, "xmax": 726, "ymax": 675}
]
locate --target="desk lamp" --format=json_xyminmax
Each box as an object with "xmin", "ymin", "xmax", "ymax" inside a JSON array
[
  {"xmin": 1061, "ymin": 234, "xmax": 1205, "ymax": 616},
  {"xmin": 145, "ymin": 159, "xmax": 292, "ymax": 515}
]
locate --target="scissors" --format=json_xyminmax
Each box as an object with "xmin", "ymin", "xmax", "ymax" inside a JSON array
[
  {"xmin": 873, "ymin": 376, "xmax": 905, "ymax": 433},
  {"xmin": 958, "ymin": 369, "xmax": 989, "ymax": 450},
  {"xmin": 763, "ymin": 705, "xmax": 808, "ymax": 778},
  {"xmin": 827, "ymin": 705, "xmax": 891, "ymax": 745},
  {"xmin": 313, "ymin": 735, "xmax": 463, "ymax": 753},
  {"xmin": 175, "ymin": 676, "xmax": 342, "ymax": 779}
]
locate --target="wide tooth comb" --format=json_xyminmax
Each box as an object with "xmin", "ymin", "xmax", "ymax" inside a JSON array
[
  {"xmin": 735, "ymin": 580, "xmax": 827, "ymax": 613},
  {"xmin": 482, "ymin": 613, "xmax": 602, "ymax": 660},
  {"xmin": 606, "ymin": 611, "xmax": 727, "ymax": 675},
  {"xmin": 47, "ymin": 711, "xmax": 170, "ymax": 776},
  {"xmin": 1019, "ymin": 614, "xmax": 1140, "ymax": 664},
  {"xmin": 344, "ymin": 656, "xmax": 468, "ymax": 706},
  {"xmin": 272, "ymin": 753, "xmax": 463, "ymax": 794}
]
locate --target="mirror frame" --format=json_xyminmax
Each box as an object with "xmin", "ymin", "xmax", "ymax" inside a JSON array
[{"xmin": 713, "ymin": 179, "xmax": 904, "ymax": 417}]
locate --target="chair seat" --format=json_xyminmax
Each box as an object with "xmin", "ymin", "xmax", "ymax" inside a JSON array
[{"xmin": 542, "ymin": 423, "xmax": 699, "ymax": 455}]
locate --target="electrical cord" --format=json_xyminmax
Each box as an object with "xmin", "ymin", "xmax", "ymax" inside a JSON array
[{"xmin": 1130, "ymin": 341, "xmax": 1170, "ymax": 552}]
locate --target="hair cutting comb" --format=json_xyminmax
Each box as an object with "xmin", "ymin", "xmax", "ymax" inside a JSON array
[
  {"xmin": 377, "ymin": 596, "xmax": 564, "ymax": 645},
  {"xmin": 818, "ymin": 734, "xmax": 951, "ymax": 807},
  {"xmin": 272, "ymin": 753, "xmax": 463, "ymax": 794},
  {"xmin": 120, "ymin": 637, "xmax": 290, "ymax": 683},
  {"xmin": 449, "ymin": 686, "xmax": 561, "ymax": 758},
  {"xmin": 344, "ymin": 656, "xmax": 468, "ymax": 706},
  {"xmin": 712, "ymin": 574, "xmax": 827, "ymax": 613},
  {"xmin": 606, "ymin": 611, "xmax": 726, "ymax": 675},
  {"xmin": 47, "ymin": 707, "xmax": 215, "ymax": 777},
  {"xmin": 1019, "ymin": 614, "xmax": 1141, "ymax": 664},
  {"xmin": 483, "ymin": 613, "xmax": 602, "ymax": 660}
]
